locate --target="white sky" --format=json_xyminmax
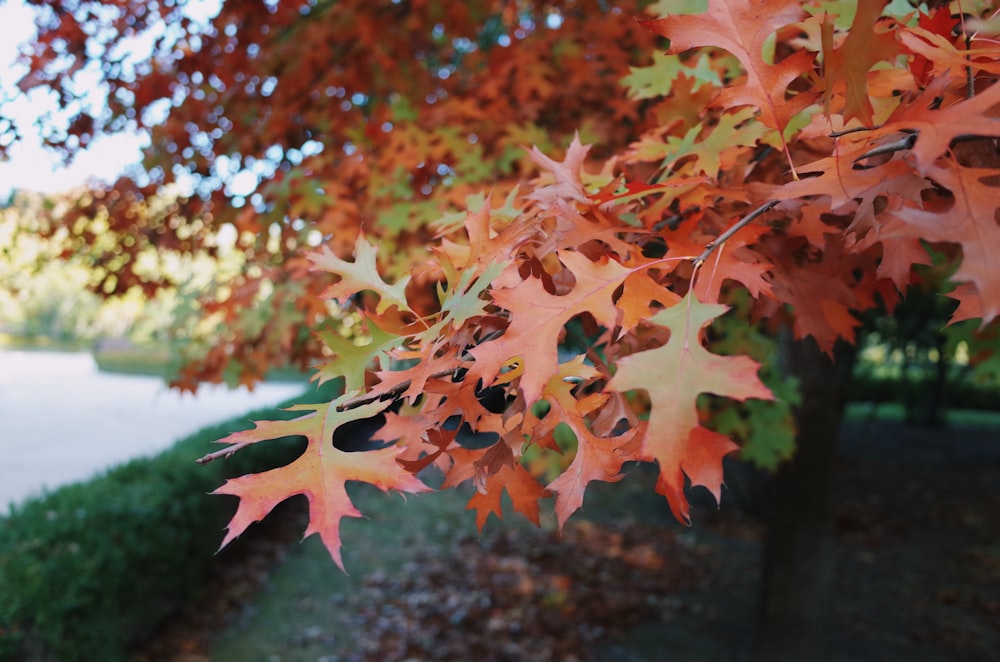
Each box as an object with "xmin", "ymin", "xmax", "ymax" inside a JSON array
[{"xmin": 0, "ymin": 1, "xmax": 147, "ymax": 196}]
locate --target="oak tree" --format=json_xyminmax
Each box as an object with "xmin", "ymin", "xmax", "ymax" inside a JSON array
[{"xmin": 8, "ymin": 0, "xmax": 1000, "ymax": 657}]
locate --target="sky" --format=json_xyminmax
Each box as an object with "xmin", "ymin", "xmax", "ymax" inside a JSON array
[{"xmin": 0, "ymin": 1, "xmax": 147, "ymax": 196}]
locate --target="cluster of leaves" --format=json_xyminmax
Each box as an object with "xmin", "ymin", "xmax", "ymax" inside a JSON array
[
  {"xmin": 8, "ymin": 0, "xmax": 659, "ymax": 387},
  {"xmin": 9, "ymin": 0, "xmax": 1000, "ymax": 569},
  {"xmin": 192, "ymin": 1, "xmax": 1000, "ymax": 568}
]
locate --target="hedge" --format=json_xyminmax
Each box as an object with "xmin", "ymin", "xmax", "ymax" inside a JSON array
[{"xmin": 0, "ymin": 383, "xmax": 337, "ymax": 661}]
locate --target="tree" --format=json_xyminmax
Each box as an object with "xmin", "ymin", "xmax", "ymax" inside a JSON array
[{"xmin": 7, "ymin": 0, "xmax": 1000, "ymax": 658}]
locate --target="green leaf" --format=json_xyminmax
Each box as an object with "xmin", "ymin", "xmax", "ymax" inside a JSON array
[
  {"xmin": 313, "ymin": 319, "xmax": 402, "ymax": 392},
  {"xmin": 439, "ymin": 261, "xmax": 508, "ymax": 329},
  {"xmin": 308, "ymin": 235, "xmax": 411, "ymax": 314},
  {"xmin": 621, "ymin": 51, "xmax": 721, "ymax": 100}
]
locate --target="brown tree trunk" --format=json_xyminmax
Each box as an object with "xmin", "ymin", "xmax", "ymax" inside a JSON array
[{"xmin": 753, "ymin": 334, "xmax": 849, "ymax": 662}]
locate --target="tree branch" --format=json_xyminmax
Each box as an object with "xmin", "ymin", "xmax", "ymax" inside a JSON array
[{"xmin": 693, "ymin": 200, "xmax": 779, "ymax": 268}]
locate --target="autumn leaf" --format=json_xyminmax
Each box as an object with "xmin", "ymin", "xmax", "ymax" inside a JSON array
[
  {"xmin": 203, "ymin": 396, "xmax": 429, "ymax": 570},
  {"xmin": 466, "ymin": 461, "xmax": 552, "ymax": 532},
  {"xmin": 871, "ymin": 79, "xmax": 1000, "ymax": 175},
  {"xmin": 469, "ymin": 251, "xmax": 631, "ymax": 405},
  {"xmin": 821, "ymin": 0, "xmax": 902, "ymax": 126},
  {"xmin": 644, "ymin": 0, "xmax": 816, "ymax": 137},
  {"xmin": 873, "ymin": 161, "xmax": 1000, "ymax": 323},
  {"xmin": 310, "ymin": 234, "xmax": 412, "ymax": 314},
  {"xmin": 538, "ymin": 357, "xmax": 640, "ymax": 529},
  {"xmin": 312, "ymin": 317, "xmax": 401, "ymax": 392},
  {"xmin": 606, "ymin": 293, "xmax": 773, "ymax": 524},
  {"xmin": 528, "ymin": 133, "xmax": 593, "ymax": 206}
]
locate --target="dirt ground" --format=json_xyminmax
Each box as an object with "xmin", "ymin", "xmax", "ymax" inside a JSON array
[{"xmin": 136, "ymin": 418, "xmax": 1000, "ymax": 661}]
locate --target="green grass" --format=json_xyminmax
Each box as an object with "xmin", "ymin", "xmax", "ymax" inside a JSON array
[
  {"xmin": 210, "ymin": 485, "xmax": 489, "ymax": 660},
  {"xmin": 0, "ymin": 332, "xmax": 87, "ymax": 352},
  {"xmin": 208, "ymin": 463, "xmax": 675, "ymax": 660},
  {"xmin": 92, "ymin": 345, "xmax": 310, "ymax": 382},
  {"xmin": 92, "ymin": 346, "xmax": 176, "ymax": 377},
  {"xmin": 844, "ymin": 402, "xmax": 1000, "ymax": 428}
]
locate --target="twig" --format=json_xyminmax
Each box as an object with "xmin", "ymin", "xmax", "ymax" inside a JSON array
[
  {"xmin": 960, "ymin": 9, "xmax": 974, "ymax": 99},
  {"xmin": 334, "ymin": 367, "xmax": 455, "ymax": 411},
  {"xmin": 853, "ymin": 131, "xmax": 991, "ymax": 165},
  {"xmin": 829, "ymin": 125, "xmax": 882, "ymax": 138},
  {"xmin": 692, "ymin": 200, "xmax": 778, "ymax": 267},
  {"xmin": 197, "ymin": 442, "xmax": 252, "ymax": 465},
  {"xmin": 852, "ymin": 133, "xmax": 917, "ymax": 163}
]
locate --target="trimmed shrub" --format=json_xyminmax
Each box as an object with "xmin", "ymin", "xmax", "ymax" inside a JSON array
[{"xmin": 0, "ymin": 383, "xmax": 337, "ymax": 661}]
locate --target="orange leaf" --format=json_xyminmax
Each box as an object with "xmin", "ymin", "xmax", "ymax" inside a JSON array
[
  {"xmin": 466, "ymin": 462, "xmax": 551, "ymax": 532},
  {"xmin": 644, "ymin": 0, "xmax": 816, "ymax": 135},
  {"xmin": 209, "ymin": 396, "xmax": 429, "ymax": 570},
  {"xmin": 538, "ymin": 357, "xmax": 640, "ymax": 529},
  {"xmin": 606, "ymin": 293, "xmax": 773, "ymax": 524},
  {"xmin": 469, "ymin": 251, "xmax": 631, "ymax": 405}
]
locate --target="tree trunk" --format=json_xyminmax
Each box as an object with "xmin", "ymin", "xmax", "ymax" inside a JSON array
[{"xmin": 753, "ymin": 334, "xmax": 848, "ymax": 662}]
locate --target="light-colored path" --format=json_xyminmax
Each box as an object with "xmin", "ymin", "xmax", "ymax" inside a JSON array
[{"xmin": 0, "ymin": 350, "xmax": 304, "ymax": 510}]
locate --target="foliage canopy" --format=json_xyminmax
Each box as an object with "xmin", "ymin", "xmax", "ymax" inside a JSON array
[{"xmin": 8, "ymin": 0, "xmax": 1000, "ymax": 569}]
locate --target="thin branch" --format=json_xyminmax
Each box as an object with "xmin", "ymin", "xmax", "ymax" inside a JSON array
[
  {"xmin": 853, "ymin": 133, "xmax": 917, "ymax": 163},
  {"xmin": 197, "ymin": 442, "xmax": 252, "ymax": 465},
  {"xmin": 829, "ymin": 125, "xmax": 882, "ymax": 138},
  {"xmin": 853, "ymin": 131, "xmax": 991, "ymax": 165},
  {"xmin": 334, "ymin": 367, "xmax": 456, "ymax": 412},
  {"xmin": 693, "ymin": 200, "xmax": 778, "ymax": 267},
  {"xmin": 959, "ymin": 7, "xmax": 974, "ymax": 99}
]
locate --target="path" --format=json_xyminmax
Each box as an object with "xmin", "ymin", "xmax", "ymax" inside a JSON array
[{"xmin": 0, "ymin": 350, "xmax": 304, "ymax": 510}]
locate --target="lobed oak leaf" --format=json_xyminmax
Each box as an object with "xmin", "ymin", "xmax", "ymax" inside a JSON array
[
  {"xmin": 312, "ymin": 317, "xmax": 401, "ymax": 392},
  {"xmin": 897, "ymin": 21, "xmax": 1000, "ymax": 83},
  {"xmin": 528, "ymin": 133, "xmax": 593, "ymax": 206},
  {"xmin": 309, "ymin": 234, "xmax": 411, "ymax": 314},
  {"xmin": 439, "ymin": 260, "xmax": 509, "ymax": 329},
  {"xmin": 206, "ymin": 396, "xmax": 429, "ymax": 570},
  {"xmin": 621, "ymin": 50, "xmax": 720, "ymax": 100},
  {"xmin": 538, "ymin": 357, "xmax": 641, "ymax": 529},
  {"xmin": 766, "ymin": 235, "xmax": 862, "ymax": 352},
  {"xmin": 773, "ymin": 155, "xmax": 919, "ymax": 211},
  {"xmin": 879, "ymin": 162, "xmax": 1000, "ymax": 323},
  {"xmin": 618, "ymin": 268, "xmax": 682, "ymax": 334},
  {"xmin": 606, "ymin": 293, "xmax": 773, "ymax": 524},
  {"xmin": 821, "ymin": 1, "xmax": 903, "ymax": 126},
  {"xmin": 469, "ymin": 251, "xmax": 631, "ymax": 405},
  {"xmin": 644, "ymin": 0, "xmax": 815, "ymax": 135},
  {"xmin": 466, "ymin": 461, "xmax": 551, "ymax": 532},
  {"xmin": 873, "ymin": 79, "xmax": 1000, "ymax": 175}
]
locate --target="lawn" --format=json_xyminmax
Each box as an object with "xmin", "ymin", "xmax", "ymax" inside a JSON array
[{"xmin": 131, "ymin": 405, "xmax": 1000, "ymax": 661}]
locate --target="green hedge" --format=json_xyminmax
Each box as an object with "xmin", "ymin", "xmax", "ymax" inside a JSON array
[{"xmin": 0, "ymin": 383, "xmax": 336, "ymax": 661}]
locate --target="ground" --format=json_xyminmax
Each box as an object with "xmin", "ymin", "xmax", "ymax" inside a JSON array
[{"xmin": 135, "ymin": 417, "xmax": 1000, "ymax": 661}]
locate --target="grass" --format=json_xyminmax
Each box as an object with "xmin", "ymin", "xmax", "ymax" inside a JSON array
[
  {"xmin": 207, "ymin": 462, "xmax": 678, "ymax": 660},
  {"xmin": 206, "ymin": 403, "xmax": 1000, "ymax": 659},
  {"xmin": 209, "ymin": 484, "xmax": 491, "ymax": 660},
  {"xmin": 843, "ymin": 402, "xmax": 1000, "ymax": 429},
  {"xmin": 92, "ymin": 346, "xmax": 176, "ymax": 377},
  {"xmin": 0, "ymin": 332, "xmax": 87, "ymax": 352},
  {"xmin": 93, "ymin": 345, "xmax": 310, "ymax": 382}
]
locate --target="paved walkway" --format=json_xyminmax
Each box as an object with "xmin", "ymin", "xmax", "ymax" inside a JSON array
[{"xmin": 0, "ymin": 350, "xmax": 305, "ymax": 510}]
